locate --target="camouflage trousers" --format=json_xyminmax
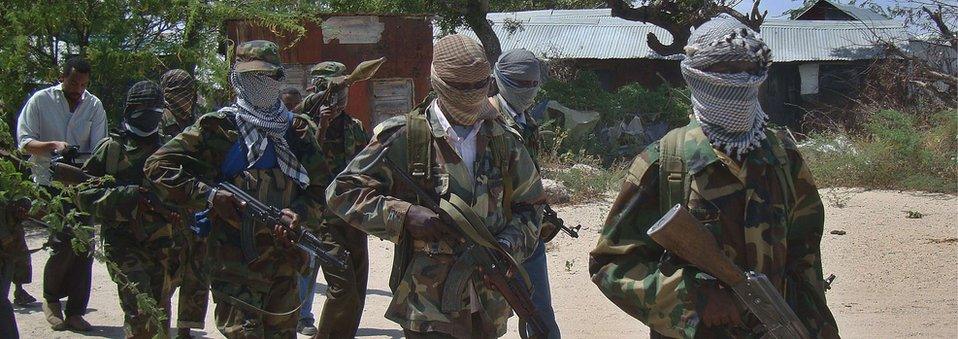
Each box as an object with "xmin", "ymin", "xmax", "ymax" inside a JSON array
[
  {"xmin": 314, "ymin": 221, "xmax": 369, "ymax": 338},
  {"xmin": 103, "ymin": 237, "xmax": 171, "ymax": 339},
  {"xmin": 212, "ymin": 276, "xmax": 299, "ymax": 339},
  {"xmin": 166, "ymin": 229, "xmax": 210, "ymax": 329}
]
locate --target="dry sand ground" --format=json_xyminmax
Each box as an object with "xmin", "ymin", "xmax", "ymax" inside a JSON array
[{"xmin": 11, "ymin": 188, "xmax": 958, "ymax": 338}]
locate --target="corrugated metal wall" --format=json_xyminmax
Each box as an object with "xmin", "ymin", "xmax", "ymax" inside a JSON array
[{"xmin": 226, "ymin": 15, "xmax": 434, "ymax": 130}]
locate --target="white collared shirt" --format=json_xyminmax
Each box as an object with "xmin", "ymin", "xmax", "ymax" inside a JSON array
[
  {"xmin": 431, "ymin": 100, "xmax": 481, "ymax": 178},
  {"xmin": 497, "ymin": 94, "xmax": 527, "ymax": 126},
  {"xmin": 16, "ymin": 83, "xmax": 108, "ymax": 185}
]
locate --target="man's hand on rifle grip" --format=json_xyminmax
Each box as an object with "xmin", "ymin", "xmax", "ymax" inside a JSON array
[
  {"xmin": 211, "ymin": 189, "xmax": 245, "ymax": 230},
  {"xmin": 273, "ymin": 208, "xmax": 299, "ymax": 246},
  {"xmin": 404, "ymin": 205, "xmax": 452, "ymax": 242},
  {"xmin": 696, "ymin": 282, "xmax": 744, "ymax": 328}
]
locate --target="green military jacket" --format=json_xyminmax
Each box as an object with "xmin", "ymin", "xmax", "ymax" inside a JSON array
[
  {"xmin": 491, "ymin": 94, "xmax": 542, "ymax": 167},
  {"xmin": 160, "ymin": 108, "xmax": 195, "ymax": 137},
  {"xmin": 325, "ymin": 100, "xmax": 545, "ymax": 337},
  {"xmin": 312, "ymin": 112, "xmax": 369, "ymax": 234},
  {"xmin": 0, "ymin": 200, "xmax": 28, "ymax": 270},
  {"xmin": 589, "ymin": 120, "xmax": 839, "ymax": 338},
  {"xmin": 144, "ymin": 109, "xmax": 327, "ymax": 306},
  {"xmin": 78, "ymin": 133, "xmax": 173, "ymax": 247}
]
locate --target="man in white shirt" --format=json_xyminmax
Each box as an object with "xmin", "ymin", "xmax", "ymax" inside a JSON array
[{"xmin": 15, "ymin": 57, "xmax": 105, "ymax": 332}]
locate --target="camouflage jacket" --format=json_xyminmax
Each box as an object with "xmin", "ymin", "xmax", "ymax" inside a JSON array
[
  {"xmin": 0, "ymin": 200, "xmax": 28, "ymax": 266},
  {"xmin": 325, "ymin": 101, "xmax": 544, "ymax": 337},
  {"xmin": 144, "ymin": 109, "xmax": 326, "ymax": 297},
  {"xmin": 492, "ymin": 94, "xmax": 542, "ymax": 167},
  {"xmin": 160, "ymin": 107, "xmax": 196, "ymax": 137},
  {"xmin": 77, "ymin": 132, "xmax": 173, "ymax": 248},
  {"xmin": 589, "ymin": 121, "xmax": 839, "ymax": 338},
  {"xmin": 311, "ymin": 112, "xmax": 368, "ymax": 232}
]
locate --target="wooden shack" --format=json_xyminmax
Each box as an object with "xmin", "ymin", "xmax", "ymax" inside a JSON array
[{"xmin": 226, "ymin": 14, "xmax": 433, "ymax": 130}]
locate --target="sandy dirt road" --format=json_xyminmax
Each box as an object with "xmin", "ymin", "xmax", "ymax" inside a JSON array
[{"xmin": 10, "ymin": 189, "xmax": 958, "ymax": 338}]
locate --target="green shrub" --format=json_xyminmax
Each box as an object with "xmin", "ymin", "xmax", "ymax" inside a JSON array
[
  {"xmin": 538, "ymin": 71, "xmax": 690, "ymax": 163},
  {"xmin": 803, "ymin": 109, "xmax": 957, "ymax": 193}
]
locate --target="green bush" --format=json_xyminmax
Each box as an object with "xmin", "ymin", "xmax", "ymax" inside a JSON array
[
  {"xmin": 803, "ymin": 109, "xmax": 957, "ymax": 193},
  {"xmin": 538, "ymin": 71, "xmax": 690, "ymax": 163}
]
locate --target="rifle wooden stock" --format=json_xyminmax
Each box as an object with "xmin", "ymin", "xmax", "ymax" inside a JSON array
[
  {"xmin": 647, "ymin": 204, "xmax": 744, "ymax": 286},
  {"xmin": 51, "ymin": 162, "xmax": 93, "ymax": 185},
  {"xmin": 648, "ymin": 204, "xmax": 811, "ymax": 339}
]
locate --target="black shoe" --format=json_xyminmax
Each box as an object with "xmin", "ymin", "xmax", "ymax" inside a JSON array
[
  {"xmin": 297, "ymin": 319, "xmax": 318, "ymax": 336},
  {"xmin": 175, "ymin": 328, "xmax": 194, "ymax": 339},
  {"xmin": 13, "ymin": 288, "xmax": 37, "ymax": 306}
]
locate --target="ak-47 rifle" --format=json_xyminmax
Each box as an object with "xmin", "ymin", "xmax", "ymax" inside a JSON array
[
  {"xmin": 540, "ymin": 204, "xmax": 580, "ymax": 242},
  {"xmin": 378, "ymin": 152, "xmax": 550, "ymax": 339},
  {"xmin": 215, "ymin": 182, "xmax": 348, "ymax": 271},
  {"xmin": 647, "ymin": 204, "xmax": 812, "ymax": 339},
  {"xmin": 50, "ymin": 145, "xmax": 94, "ymax": 185}
]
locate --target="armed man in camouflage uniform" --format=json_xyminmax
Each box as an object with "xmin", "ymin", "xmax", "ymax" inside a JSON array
[
  {"xmin": 589, "ymin": 16, "xmax": 839, "ymax": 339},
  {"xmin": 158, "ymin": 69, "xmax": 211, "ymax": 338},
  {"xmin": 326, "ymin": 34, "xmax": 544, "ymax": 338},
  {"xmin": 1, "ymin": 198, "xmax": 31, "ymax": 339},
  {"xmin": 292, "ymin": 61, "xmax": 371, "ymax": 338},
  {"xmin": 488, "ymin": 49, "xmax": 562, "ymax": 338},
  {"xmin": 77, "ymin": 80, "xmax": 175, "ymax": 338},
  {"xmin": 145, "ymin": 40, "xmax": 324, "ymax": 338}
]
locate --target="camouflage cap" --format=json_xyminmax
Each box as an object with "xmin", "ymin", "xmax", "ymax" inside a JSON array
[
  {"xmin": 235, "ymin": 40, "xmax": 283, "ymax": 73},
  {"xmin": 310, "ymin": 61, "xmax": 347, "ymax": 78}
]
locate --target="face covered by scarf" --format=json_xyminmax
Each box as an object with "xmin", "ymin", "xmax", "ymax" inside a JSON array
[
  {"xmin": 494, "ymin": 49, "xmax": 542, "ymax": 113},
  {"xmin": 682, "ymin": 15, "xmax": 773, "ymax": 158},
  {"xmin": 160, "ymin": 69, "xmax": 197, "ymax": 124},
  {"xmin": 123, "ymin": 80, "xmax": 165, "ymax": 137},
  {"xmin": 227, "ymin": 68, "xmax": 310, "ymax": 187},
  {"xmin": 431, "ymin": 34, "xmax": 495, "ymax": 126}
]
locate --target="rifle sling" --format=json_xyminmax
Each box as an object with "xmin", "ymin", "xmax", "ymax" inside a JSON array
[{"xmin": 439, "ymin": 194, "xmax": 533, "ymax": 313}]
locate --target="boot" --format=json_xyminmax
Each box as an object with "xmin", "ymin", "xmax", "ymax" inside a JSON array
[{"xmin": 43, "ymin": 301, "xmax": 67, "ymax": 331}]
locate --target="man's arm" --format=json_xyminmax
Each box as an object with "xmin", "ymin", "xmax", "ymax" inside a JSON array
[
  {"xmin": 288, "ymin": 115, "xmax": 329, "ymax": 228},
  {"xmin": 16, "ymin": 93, "xmax": 68, "ymax": 156},
  {"xmin": 783, "ymin": 139, "xmax": 840, "ymax": 338},
  {"xmin": 143, "ymin": 114, "xmax": 222, "ymax": 212},
  {"xmin": 492, "ymin": 137, "xmax": 544, "ymax": 262},
  {"xmin": 325, "ymin": 120, "xmax": 410, "ymax": 243},
  {"xmin": 75, "ymin": 139, "xmax": 140, "ymax": 222},
  {"xmin": 588, "ymin": 145, "xmax": 700, "ymax": 339}
]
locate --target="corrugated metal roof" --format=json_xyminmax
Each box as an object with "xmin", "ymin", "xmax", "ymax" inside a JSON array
[
  {"xmin": 795, "ymin": 0, "xmax": 890, "ymax": 21},
  {"xmin": 453, "ymin": 9, "xmax": 907, "ymax": 62}
]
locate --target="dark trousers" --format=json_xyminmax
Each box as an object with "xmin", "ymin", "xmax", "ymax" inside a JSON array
[
  {"xmin": 314, "ymin": 223, "xmax": 369, "ymax": 338},
  {"xmin": 1, "ymin": 261, "xmax": 20, "ymax": 339},
  {"xmin": 42, "ymin": 228, "xmax": 93, "ymax": 317}
]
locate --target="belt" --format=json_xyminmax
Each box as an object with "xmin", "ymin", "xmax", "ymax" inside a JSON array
[{"xmin": 411, "ymin": 240, "xmax": 456, "ymax": 255}]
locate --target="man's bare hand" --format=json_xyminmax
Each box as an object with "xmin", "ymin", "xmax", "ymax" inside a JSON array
[
  {"xmin": 697, "ymin": 283, "xmax": 744, "ymax": 328},
  {"xmin": 47, "ymin": 141, "xmax": 70, "ymax": 153},
  {"xmin": 210, "ymin": 189, "xmax": 244, "ymax": 229},
  {"xmin": 273, "ymin": 208, "xmax": 299, "ymax": 246}
]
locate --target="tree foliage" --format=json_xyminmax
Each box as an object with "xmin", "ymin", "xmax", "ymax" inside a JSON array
[{"xmin": 0, "ymin": 0, "xmax": 322, "ymax": 128}]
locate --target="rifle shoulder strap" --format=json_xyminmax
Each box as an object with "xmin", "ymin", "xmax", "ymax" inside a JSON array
[
  {"xmin": 103, "ymin": 138, "xmax": 122, "ymax": 175},
  {"xmin": 405, "ymin": 108, "xmax": 432, "ymax": 199},
  {"xmin": 490, "ymin": 122, "xmax": 515, "ymax": 222},
  {"xmin": 658, "ymin": 127, "xmax": 691, "ymax": 214}
]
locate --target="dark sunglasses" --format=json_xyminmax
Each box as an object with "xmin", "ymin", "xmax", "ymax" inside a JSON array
[
  {"xmin": 510, "ymin": 79, "xmax": 540, "ymax": 88},
  {"xmin": 444, "ymin": 76, "xmax": 490, "ymax": 91}
]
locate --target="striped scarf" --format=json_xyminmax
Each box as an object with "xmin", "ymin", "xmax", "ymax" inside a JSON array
[
  {"xmin": 227, "ymin": 71, "xmax": 310, "ymax": 187},
  {"xmin": 682, "ymin": 15, "xmax": 773, "ymax": 158}
]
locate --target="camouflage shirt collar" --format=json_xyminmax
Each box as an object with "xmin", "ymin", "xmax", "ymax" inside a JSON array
[{"xmin": 683, "ymin": 119, "xmax": 776, "ymax": 175}]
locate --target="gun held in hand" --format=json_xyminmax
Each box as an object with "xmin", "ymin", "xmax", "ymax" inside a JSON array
[{"xmin": 647, "ymin": 204, "xmax": 811, "ymax": 339}]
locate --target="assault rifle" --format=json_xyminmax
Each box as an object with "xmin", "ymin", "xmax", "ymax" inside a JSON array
[
  {"xmin": 540, "ymin": 204, "xmax": 580, "ymax": 242},
  {"xmin": 215, "ymin": 182, "xmax": 347, "ymax": 271},
  {"xmin": 647, "ymin": 204, "xmax": 811, "ymax": 339},
  {"xmin": 50, "ymin": 145, "xmax": 93, "ymax": 185},
  {"xmin": 45, "ymin": 158, "xmax": 181, "ymax": 230},
  {"xmin": 379, "ymin": 155, "xmax": 550, "ymax": 339}
]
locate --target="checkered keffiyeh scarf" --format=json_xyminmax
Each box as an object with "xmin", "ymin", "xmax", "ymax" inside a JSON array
[
  {"xmin": 226, "ymin": 70, "xmax": 310, "ymax": 187},
  {"xmin": 431, "ymin": 34, "xmax": 495, "ymax": 126},
  {"xmin": 681, "ymin": 15, "xmax": 773, "ymax": 158},
  {"xmin": 160, "ymin": 69, "xmax": 197, "ymax": 123}
]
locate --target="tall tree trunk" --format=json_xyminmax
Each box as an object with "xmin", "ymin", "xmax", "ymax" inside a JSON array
[{"xmin": 464, "ymin": 0, "xmax": 502, "ymax": 63}]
